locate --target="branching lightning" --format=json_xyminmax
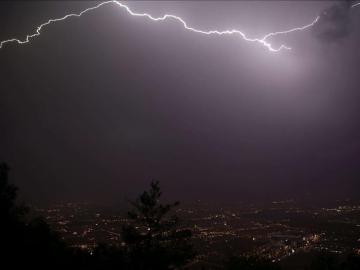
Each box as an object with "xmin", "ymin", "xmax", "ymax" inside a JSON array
[{"xmin": 0, "ymin": 1, "xmax": 359, "ymax": 52}]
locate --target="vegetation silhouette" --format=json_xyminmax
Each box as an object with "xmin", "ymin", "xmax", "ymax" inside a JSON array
[
  {"xmin": 225, "ymin": 256, "xmax": 280, "ymax": 270},
  {"xmin": 1, "ymin": 162, "xmax": 360, "ymax": 270},
  {"xmin": 277, "ymin": 250, "xmax": 360, "ymax": 270},
  {"xmin": 0, "ymin": 162, "xmax": 76, "ymax": 269},
  {"xmin": 121, "ymin": 180, "xmax": 195, "ymax": 269},
  {"xmin": 0, "ymin": 166, "xmax": 193, "ymax": 269}
]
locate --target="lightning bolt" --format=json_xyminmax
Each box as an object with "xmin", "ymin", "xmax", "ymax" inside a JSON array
[{"xmin": 0, "ymin": 1, "xmax": 359, "ymax": 52}]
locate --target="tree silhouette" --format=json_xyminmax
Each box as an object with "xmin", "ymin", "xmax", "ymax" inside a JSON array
[
  {"xmin": 0, "ymin": 162, "xmax": 79, "ymax": 269},
  {"xmin": 0, "ymin": 162, "xmax": 26, "ymax": 221},
  {"xmin": 4, "ymin": 163, "xmax": 358, "ymax": 270},
  {"xmin": 309, "ymin": 252, "xmax": 360, "ymax": 270},
  {"xmin": 122, "ymin": 180, "xmax": 194, "ymax": 270},
  {"xmin": 0, "ymin": 166, "xmax": 195, "ymax": 269},
  {"xmin": 225, "ymin": 256, "xmax": 281, "ymax": 270},
  {"xmin": 310, "ymin": 252, "xmax": 340, "ymax": 270}
]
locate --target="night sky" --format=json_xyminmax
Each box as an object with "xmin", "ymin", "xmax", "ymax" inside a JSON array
[{"xmin": 0, "ymin": 1, "xmax": 360, "ymax": 204}]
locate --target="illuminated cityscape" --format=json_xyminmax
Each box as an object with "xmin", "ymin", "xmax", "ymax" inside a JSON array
[
  {"xmin": 2, "ymin": 1, "xmax": 360, "ymax": 269},
  {"xmin": 32, "ymin": 200, "xmax": 360, "ymax": 266}
]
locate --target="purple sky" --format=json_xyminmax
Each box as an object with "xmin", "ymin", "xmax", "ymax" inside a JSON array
[{"xmin": 0, "ymin": 1, "xmax": 360, "ymax": 204}]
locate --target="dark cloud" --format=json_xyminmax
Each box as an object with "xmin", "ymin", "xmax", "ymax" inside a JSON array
[
  {"xmin": 312, "ymin": 1, "xmax": 354, "ymax": 42},
  {"xmin": 1, "ymin": 1, "xmax": 360, "ymax": 204}
]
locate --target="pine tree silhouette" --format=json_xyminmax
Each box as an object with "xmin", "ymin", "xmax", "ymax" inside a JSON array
[{"xmin": 122, "ymin": 180, "xmax": 194, "ymax": 270}]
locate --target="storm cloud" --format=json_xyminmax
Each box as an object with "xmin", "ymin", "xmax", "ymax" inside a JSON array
[
  {"xmin": 312, "ymin": 1, "xmax": 355, "ymax": 42},
  {"xmin": 1, "ymin": 1, "xmax": 360, "ymax": 204}
]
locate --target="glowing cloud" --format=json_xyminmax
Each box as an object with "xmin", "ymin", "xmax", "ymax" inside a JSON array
[{"xmin": 0, "ymin": 1, "xmax": 359, "ymax": 52}]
